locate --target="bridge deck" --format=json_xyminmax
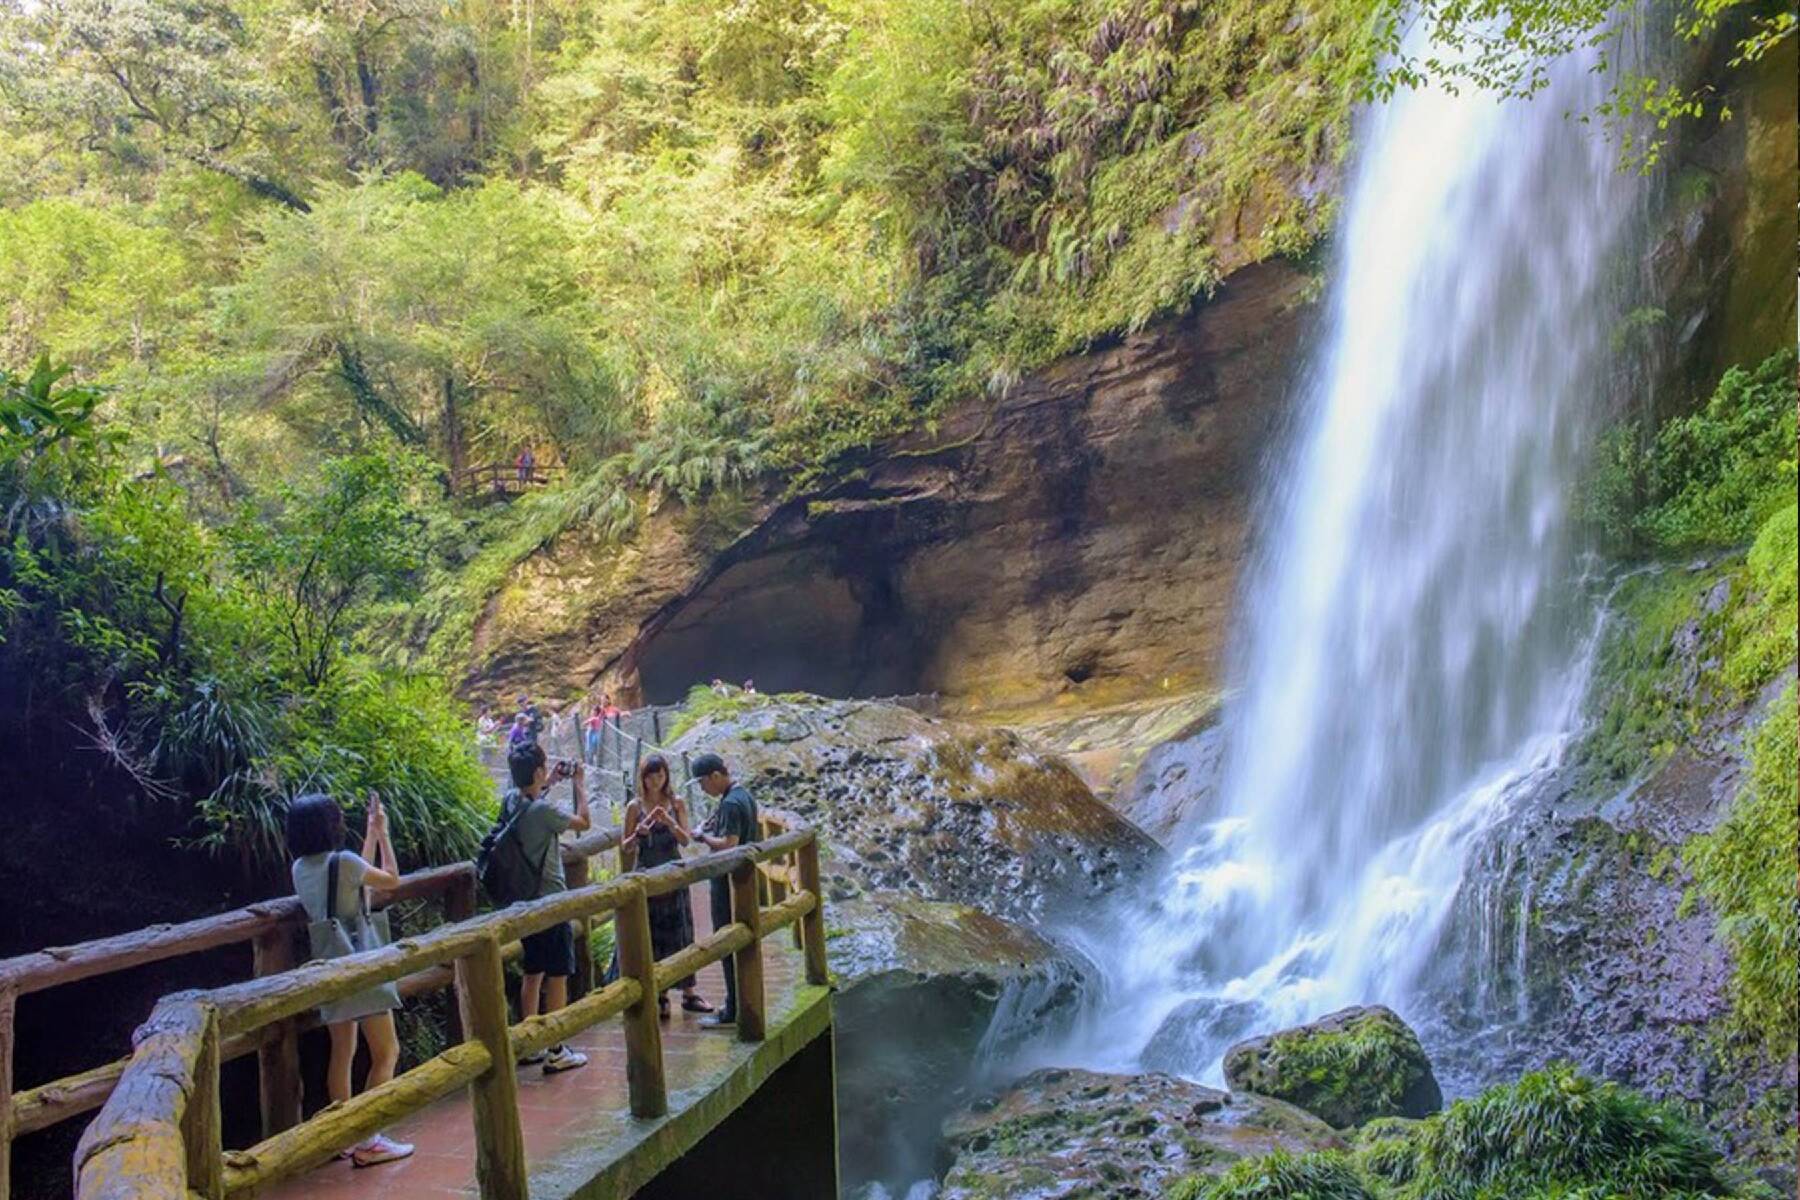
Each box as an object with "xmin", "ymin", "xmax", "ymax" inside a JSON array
[{"xmin": 260, "ymin": 898, "xmax": 828, "ymax": 1200}]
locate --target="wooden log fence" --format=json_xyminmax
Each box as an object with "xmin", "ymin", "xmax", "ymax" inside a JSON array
[
  {"xmin": 60, "ymin": 812, "xmax": 826, "ymax": 1200},
  {"xmin": 0, "ymin": 826, "xmax": 621, "ymax": 1195}
]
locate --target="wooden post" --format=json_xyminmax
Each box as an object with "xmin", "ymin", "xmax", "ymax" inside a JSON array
[
  {"xmin": 251, "ymin": 927, "xmax": 304, "ymax": 1137},
  {"xmin": 729, "ymin": 863, "xmax": 766, "ymax": 1042},
  {"xmin": 182, "ymin": 1006, "xmax": 224, "ymax": 1200},
  {"xmin": 797, "ymin": 835, "xmax": 830, "ymax": 986},
  {"xmin": 1, "ymin": 975, "xmax": 15, "ymax": 1200},
  {"xmin": 442, "ymin": 870, "xmax": 479, "ymax": 1043},
  {"xmin": 567, "ymin": 854, "xmax": 594, "ymax": 1001},
  {"xmin": 455, "ymin": 935, "xmax": 528, "ymax": 1200},
  {"xmin": 614, "ymin": 887, "xmax": 667, "ymax": 1118}
]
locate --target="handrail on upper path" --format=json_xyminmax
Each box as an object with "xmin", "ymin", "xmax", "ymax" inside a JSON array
[{"xmin": 54, "ymin": 811, "xmax": 827, "ymax": 1200}]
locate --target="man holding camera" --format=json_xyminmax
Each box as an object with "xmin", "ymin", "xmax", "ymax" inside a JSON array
[{"xmin": 502, "ymin": 742, "xmax": 591, "ymax": 1073}]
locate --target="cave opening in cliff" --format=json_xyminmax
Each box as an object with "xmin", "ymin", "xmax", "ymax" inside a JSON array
[{"xmin": 632, "ymin": 548, "xmax": 931, "ymax": 704}]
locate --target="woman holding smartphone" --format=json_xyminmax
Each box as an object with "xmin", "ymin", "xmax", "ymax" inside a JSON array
[
  {"xmin": 286, "ymin": 791, "xmax": 414, "ymax": 1167},
  {"xmin": 620, "ymin": 755, "xmax": 712, "ymax": 1018}
]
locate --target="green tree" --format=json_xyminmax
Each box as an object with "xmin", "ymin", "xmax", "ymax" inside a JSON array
[{"xmin": 226, "ymin": 452, "xmax": 425, "ymax": 685}]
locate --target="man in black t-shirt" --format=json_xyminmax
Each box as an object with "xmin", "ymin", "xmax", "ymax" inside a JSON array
[{"xmin": 692, "ymin": 753, "xmax": 759, "ymax": 1028}]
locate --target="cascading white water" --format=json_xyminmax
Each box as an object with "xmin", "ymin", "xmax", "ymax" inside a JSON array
[{"xmin": 1074, "ymin": 45, "xmax": 1643, "ymax": 1078}]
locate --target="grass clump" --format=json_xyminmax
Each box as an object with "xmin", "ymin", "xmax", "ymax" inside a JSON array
[
  {"xmin": 1174, "ymin": 1066, "xmax": 1758, "ymax": 1200},
  {"xmin": 1403, "ymin": 1063, "xmax": 1735, "ymax": 1198},
  {"xmin": 1168, "ymin": 1151, "xmax": 1374, "ymax": 1200},
  {"xmin": 1684, "ymin": 685, "xmax": 1799, "ymax": 1064}
]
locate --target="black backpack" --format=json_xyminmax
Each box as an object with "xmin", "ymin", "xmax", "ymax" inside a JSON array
[{"xmin": 476, "ymin": 798, "xmax": 551, "ymax": 905}]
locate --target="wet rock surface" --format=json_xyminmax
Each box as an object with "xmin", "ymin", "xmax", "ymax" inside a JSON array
[
  {"xmin": 937, "ymin": 1067, "xmax": 1343, "ymax": 1199},
  {"xmin": 1221, "ymin": 1005, "xmax": 1443, "ymax": 1130},
  {"xmin": 671, "ymin": 695, "xmax": 1162, "ymax": 924},
  {"xmin": 1112, "ymin": 704, "xmax": 1228, "ymax": 844},
  {"xmin": 830, "ymin": 893, "xmax": 1094, "ymax": 1189}
]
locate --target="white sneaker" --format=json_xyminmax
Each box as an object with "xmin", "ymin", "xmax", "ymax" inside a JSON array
[
  {"xmin": 543, "ymin": 1045, "xmax": 588, "ymax": 1074},
  {"xmin": 351, "ymin": 1134, "xmax": 415, "ymax": 1167}
]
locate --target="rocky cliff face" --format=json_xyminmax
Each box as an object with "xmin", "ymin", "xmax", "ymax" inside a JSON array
[{"xmin": 470, "ymin": 256, "xmax": 1315, "ymax": 710}]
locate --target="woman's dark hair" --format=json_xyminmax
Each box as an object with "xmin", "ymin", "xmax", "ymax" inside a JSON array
[
  {"xmin": 286, "ymin": 793, "xmax": 345, "ymax": 858},
  {"xmin": 508, "ymin": 742, "xmax": 547, "ymax": 789},
  {"xmin": 638, "ymin": 754, "xmax": 672, "ymax": 802}
]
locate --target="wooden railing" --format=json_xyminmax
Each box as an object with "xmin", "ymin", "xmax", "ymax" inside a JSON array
[
  {"xmin": 0, "ymin": 826, "xmax": 622, "ymax": 1197},
  {"xmin": 68, "ymin": 813, "xmax": 827, "ymax": 1200}
]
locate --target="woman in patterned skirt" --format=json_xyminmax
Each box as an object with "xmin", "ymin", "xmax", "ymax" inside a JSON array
[{"xmin": 622, "ymin": 754, "xmax": 713, "ymax": 1018}]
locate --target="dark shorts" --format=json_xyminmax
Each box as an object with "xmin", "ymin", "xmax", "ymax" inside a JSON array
[{"xmin": 521, "ymin": 920, "xmax": 578, "ymax": 978}]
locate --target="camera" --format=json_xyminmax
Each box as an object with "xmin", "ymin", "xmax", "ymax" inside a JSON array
[{"xmin": 552, "ymin": 759, "xmax": 574, "ymax": 780}]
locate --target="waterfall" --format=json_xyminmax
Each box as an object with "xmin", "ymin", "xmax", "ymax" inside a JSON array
[{"xmin": 1077, "ymin": 44, "xmax": 1643, "ymax": 1079}]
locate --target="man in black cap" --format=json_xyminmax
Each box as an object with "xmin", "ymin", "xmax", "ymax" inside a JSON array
[{"xmin": 691, "ymin": 752, "xmax": 759, "ymax": 1028}]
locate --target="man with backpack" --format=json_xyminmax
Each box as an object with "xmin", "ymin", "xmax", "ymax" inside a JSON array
[{"xmin": 488, "ymin": 742, "xmax": 591, "ymax": 1073}]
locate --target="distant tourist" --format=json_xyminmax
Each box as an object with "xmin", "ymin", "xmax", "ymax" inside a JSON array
[
  {"xmin": 583, "ymin": 707, "xmax": 603, "ymax": 764},
  {"xmin": 519, "ymin": 694, "xmax": 543, "ymax": 740},
  {"xmin": 621, "ymin": 755, "xmax": 713, "ymax": 1018},
  {"xmin": 710, "ymin": 678, "xmax": 728, "ymax": 696},
  {"xmin": 516, "ymin": 446, "xmax": 535, "ymax": 484},
  {"xmin": 286, "ymin": 792, "xmax": 414, "ymax": 1167},
  {"xmin": 507, "ymin": 712, "xmax": 532, "ymax": 749},
  {"xmin": 501, "ymin": 743, "xmax": 591, "ymax": 1073},
  {"xmin": 742, "ymin": 679, "xmax": 756, "ymax": 694},
  {"xmin": 691, "ymin": 753, "xmax": 759, "ymax": 1028}
]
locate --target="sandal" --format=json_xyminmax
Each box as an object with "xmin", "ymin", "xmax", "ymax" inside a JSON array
[{"xmin": 681, "ymin": 993, "xmax": 715, "ymax": 1013}]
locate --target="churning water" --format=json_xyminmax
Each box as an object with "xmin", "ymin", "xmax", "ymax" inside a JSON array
[{"xmin": 1070, "ymin": 48, "xmax": 1643, "ymax": 1079}]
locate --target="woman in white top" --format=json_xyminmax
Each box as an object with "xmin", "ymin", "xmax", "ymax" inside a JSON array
[{"xmin": 287, "ymin": 791, "xmax": 413, "ymax": 1167}]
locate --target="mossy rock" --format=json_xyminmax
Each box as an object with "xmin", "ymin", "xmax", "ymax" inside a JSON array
[{"xmin": 1221, "ymin": 1005, "xmax": 1443, "ymax": 1130}]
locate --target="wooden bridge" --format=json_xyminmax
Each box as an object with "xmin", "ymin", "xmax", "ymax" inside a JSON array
[
  {"xmin": 451, "ymin": 462, "xmax": 564, "ymax": 499},
  {"xmin": 0, "ymin": 813, "xmax": 836, "ymax": 1199}
]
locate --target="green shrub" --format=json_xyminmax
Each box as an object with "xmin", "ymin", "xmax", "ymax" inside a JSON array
[
  {"xmin": 1684, "ymin": 685, "xmax": 1799, "ymax": 1063},
  {"xmin": 1638, "ymin": 351, "xmax": 1797, "ymax": 551},
  {"xmin": 1406, "ymin": 1063, "xmax": 1731, "ymax": 1197},
  {"xmin": 1582, "ymin": 351, "xmax": 1796, "ymax": 555}
]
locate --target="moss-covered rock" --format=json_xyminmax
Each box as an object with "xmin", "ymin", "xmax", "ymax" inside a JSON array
[
  {"xmin": 937, "ymin": 1067, "xmax": 1343, "ymax": 1200},
  {"xmin": 1221, "ymin": 1006, "xmax": 1443, "ymax": 1130}
]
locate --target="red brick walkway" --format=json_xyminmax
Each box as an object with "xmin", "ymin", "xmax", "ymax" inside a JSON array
[{"xmin": 262, "ymin": 887, "xmax": 801, "ymax": 1199}]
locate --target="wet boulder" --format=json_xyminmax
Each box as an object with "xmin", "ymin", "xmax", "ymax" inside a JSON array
[
  {"xmin": 1222, "ymin": 1005, "xmax": 1443, "ymax": 1130},
  {"xmin": 829, "ymin": 892, "xmax": 1093, "ymax": 1190},
  {"xmin": 938, "ymin": 1067, "xmax": 1344, "ymax": 1199}
]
